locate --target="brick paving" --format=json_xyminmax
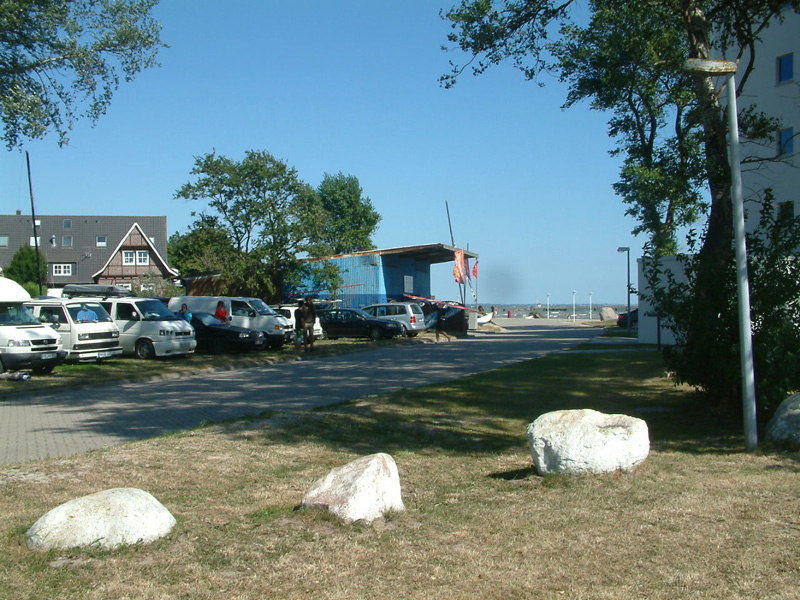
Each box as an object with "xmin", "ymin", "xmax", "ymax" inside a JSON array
[{"xmin": 0, "ymin": 320, "xmax": 602, "ymax": 465}]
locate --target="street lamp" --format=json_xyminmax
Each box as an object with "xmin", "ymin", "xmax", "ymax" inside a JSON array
[
  {"xmin": 684, "ymin": 58, "xmax": 757, "ymax": 451},
  {"xmin": 546, "ymin": 293, "xmax": 550, "ymax": 319},
  {"xmin": 572, "ymin": 290, "xmax": 576, "ymax": 322},
  {"xmin": 589, "ymin": 292, "xmax": 593, "ymax": 320},
  {"xmin": 617, "ymin": 247, "xmax": 631, "ymax": 334}
]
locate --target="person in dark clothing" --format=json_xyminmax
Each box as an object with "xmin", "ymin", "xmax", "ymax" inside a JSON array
[
  {"xmin": 435, "ymin": 303, "xmax": 452, "ymax": 343},
  {"xmin": 303, "ymin": 296, "xmax": 317, "ymax": 351}
]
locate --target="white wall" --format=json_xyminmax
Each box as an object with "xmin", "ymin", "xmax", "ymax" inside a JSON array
[{"xmin": 637, "ymin": 256, "xmax": 688, "ymax": 346}]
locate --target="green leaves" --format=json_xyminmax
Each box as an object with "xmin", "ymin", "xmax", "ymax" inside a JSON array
[{"xmin": 0, "ymin": 0, "xmax": 164, "ymax": 148}]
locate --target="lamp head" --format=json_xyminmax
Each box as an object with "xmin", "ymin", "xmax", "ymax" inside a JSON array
[
  {"xmin": 683, "ymin": 58, "xmax": 737, "ymax": 75},
  {"xmin": 617, "ymin": 246, "xmax": 630, "ymax": 253}
]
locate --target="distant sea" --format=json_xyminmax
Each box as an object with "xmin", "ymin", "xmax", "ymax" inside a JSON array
[{"xmin": 474, "ymin": 303, "xmax": 637, "ymax": 320}]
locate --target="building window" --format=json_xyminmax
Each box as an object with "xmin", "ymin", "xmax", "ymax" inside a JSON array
[
  {"xmin": 62, "ymin": 235, "xmax": 73, "ymax": 247},
  {"xmin": 777, "ymin": 53, "xmax": 794, "ymax": 84},
  {"xmin": 96, "ymin": 236, "xmax": 107, "ymax": 247},
  {"xmin": 779, "ymin": 127, "xmax": 795, "ymax": 155},
  {"xmin": 52, "ymin": 264, "xmax": 73, "ymax": 276},
  {"xmin": 63, "ymin": 219, "xmax": 72, "ymax": 229},
  {"xmin": 136, "ymin": 250, "xmax": 149, "ymax": 265},
  {"xmin": 29, "ymin": 236, "xmax": 40, "ymax": 247},
  {"xmin": 0, "ymin": 235, "xmax": 8, "ymax": 247},
  {"xmin": 123, "ymin": 250, "xmax": 135, "ymax": 265}
]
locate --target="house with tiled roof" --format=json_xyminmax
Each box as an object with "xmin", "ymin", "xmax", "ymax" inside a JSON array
[{"xmin": 0, "ymin": 213, "xmax": 177, "ymax": 291}]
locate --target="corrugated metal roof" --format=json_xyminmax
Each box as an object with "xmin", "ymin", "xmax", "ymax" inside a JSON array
[{"xmin": 305, "ymin": 243, "xmax": 478, "ymax": 265}]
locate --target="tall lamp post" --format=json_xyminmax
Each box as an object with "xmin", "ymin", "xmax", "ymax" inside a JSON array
[
  {"xmin": 684, "ymin": 58, "xmax": 757, "ymax": 451},
  {"xmin": 546, "ymin": 293, "xmax": 550, "ymax": 319},
  {"xmin": 572, "ymin": 290, "xmax": 576, "ymax": 322},
  {"xmin": 589, "ymin": 291, "xmax": 593, "ymax": 320},
  {"xmin": 617, "ymin": 247, "xmax": 631, "ymax": 334}
]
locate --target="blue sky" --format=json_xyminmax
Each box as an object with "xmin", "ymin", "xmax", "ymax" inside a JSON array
[{"xmin": 1, "ymin": 1, "xmax": 643, "ymax": 305}]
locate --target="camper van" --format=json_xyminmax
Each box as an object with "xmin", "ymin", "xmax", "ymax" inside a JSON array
[
  {"xmin": 0, "ymin": 277, "xmax": 66, "ymax": 373},
  {"xmin": 61, "ymin": 284, "xmax": 196, "ymax": 359},
  {"xmin": 25, "ymin": 298, "xmax": 122, "ymax": 362},
  {"xmin": 168, "ymin": 296, "xmax": 293, "ymax": 349}
]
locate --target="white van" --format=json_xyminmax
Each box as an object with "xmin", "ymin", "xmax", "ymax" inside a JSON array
[
  {"xmin": 168, "ymin": 296, "xmax": 293, "ymax": 349},
  {"xmin": 99, "ymin": 297, "xmax": 197, "ymax": 359},
  {"xmin": 0, "ymin": 277, "xmax": 66, "ymax": 374},
  {"xmin": 25, "ymin": 298, "xmax": 123, "ymax": 362}
]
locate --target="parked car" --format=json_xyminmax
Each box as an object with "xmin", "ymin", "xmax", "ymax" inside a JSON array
[
  {"xmin": 317, "ymin": 307, "xmax": 404, "ymax": 341},
  {"xmin": 361, "ymin": 302, "xmax": 427, "ymax": 337},
  {"xmin": 617, "ymin": 308, "xmax": 639, "ymax": 329},
  {"xmin": 272, "ymin": 305, "xmax": 324, "ymax": 339},
  {"xmin": 168, "ymin": 296, "xmax": 293, "ymax": 349},
  {"xmin": 189, "ymin": 312, "xmax": 266, "ymax": 354},
  {"xmin": 63, "ymin": 284, "xmax": 197, "ymax": 360},
  {"xmin": 0, "ymin": 277, "xmax": 66, "ymax": 374},
  {"xmin": 25, "ymin": 298, "xmax": 122, "ymax": 363}
]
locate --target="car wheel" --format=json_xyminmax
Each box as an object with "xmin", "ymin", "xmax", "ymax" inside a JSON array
[
  {"xmin": 135, "ymin": 339, "xmax": 156, "ymax": 360},
  {"xmin": 212, "ymin": 338, "xmax": 230, "ymax": 355},
  {"xmin": 33, "ymin": 364, "xmax": 55, "ymax": 375},
  {"xmin": 369, "ymin": 327, "xmax": 384, "ymax": 341},
  {"xmin": 400, "ymin": 324, "xmax": 410, "ymax": 337}
]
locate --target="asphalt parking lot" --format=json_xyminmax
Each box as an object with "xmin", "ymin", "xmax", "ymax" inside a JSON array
[{"xmin": 0, "ymin": 319, "xmax": 602, "ymax": 465}]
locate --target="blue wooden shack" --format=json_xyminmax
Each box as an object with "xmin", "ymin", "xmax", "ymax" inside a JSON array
[{"xmin": 297, "ymin": 243, "xmax": 478, "ymax": 308}]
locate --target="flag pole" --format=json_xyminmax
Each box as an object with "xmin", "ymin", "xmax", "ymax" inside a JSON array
[{"xmin": 26, "ymin": 152, "xmax": 43, "ymax": 296}]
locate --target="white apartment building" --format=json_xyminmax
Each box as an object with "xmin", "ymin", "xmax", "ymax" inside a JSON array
[{"xmin": 739, "ymin": 6, "xmax": 799, "ymax": 229}]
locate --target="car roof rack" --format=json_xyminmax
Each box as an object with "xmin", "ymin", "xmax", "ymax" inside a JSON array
[{"xmin": 61, "ymin": 284, "xmax": 134, "ymax": 299}]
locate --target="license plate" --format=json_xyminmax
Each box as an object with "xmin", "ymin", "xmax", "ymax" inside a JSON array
[
  {"xmin": 41, "ymin": 353, "xmax": 56, "ymax": 360},
  {"xmin": 96, "ymin": 351, "xmax": 113, "ymax": 359}
]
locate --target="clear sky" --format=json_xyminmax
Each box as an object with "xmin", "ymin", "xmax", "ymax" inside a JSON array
[{"xmin": 1, "ymin": 0, "xmax": 643, "ymax": 306}]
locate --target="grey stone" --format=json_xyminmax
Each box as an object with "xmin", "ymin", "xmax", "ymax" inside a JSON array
[{"xmin": 766, "ymin": 393, "xmax": 800, "ymax": 448}]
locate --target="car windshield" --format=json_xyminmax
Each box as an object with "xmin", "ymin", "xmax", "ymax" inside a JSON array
[
  {"xmin": 66, "ymin": 302, "xmax": 113, "ymax": 323},
  {"xmin": 350, "ymin": 309, "xmax": 370, "ymax": 320},
  {"xmin": 137, "ymin": 299, "xmax": 178, "ymax": 321},
  {"xmin": 0, "ymin": 303, "xmax": 40, "ymax": 326},
  {"xmin": 195, "ymin": 312, "xmax": 224, "ymax": 326},
  {"xmin": 249, "ymin": 298, "xmax": 277, "ymax": 315}
]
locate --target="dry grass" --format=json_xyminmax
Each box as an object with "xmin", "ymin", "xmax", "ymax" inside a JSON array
[{"xmin": 1, "ymin": 351, "xmax": 799, "ymax": 599}]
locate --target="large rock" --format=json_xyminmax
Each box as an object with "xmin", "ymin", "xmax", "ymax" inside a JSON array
[
  {"xmin": 527, "ymin": 409, "xmax": 649, "ymax": 475},
  {"xmin": 301, "ymin": 453, "xmax": 405, "ymax": 523},
  {"xmin": 766, "ymin": 393, "xmax": 800, "ymax": 448},
  {"xmin": 26, "ymin": 488, "xmax": 176, "ymax": 550},
  {"xmin": 599, "ymin": 307, "xmax": 618, "ymax": 322}
]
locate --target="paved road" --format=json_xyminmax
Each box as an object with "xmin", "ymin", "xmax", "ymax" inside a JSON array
[{"xmin": 0, "ymin": 319, "xmax": 601, "ymax": 465}]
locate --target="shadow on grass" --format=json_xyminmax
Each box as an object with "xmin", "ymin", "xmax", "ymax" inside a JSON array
[{"xmin": 223, "ymin": 352, "xmax": 751, "ymax": 458}]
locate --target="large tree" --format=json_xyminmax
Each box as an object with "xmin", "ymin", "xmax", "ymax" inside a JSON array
[
  {"xmin": 0, "ymin": 0, "xmax": 164, "ymax": 149},
  {"xmin": 441, "ymin": 0, "xmax": 798, "ymax": 408},
  {"xmin": 315, "ymin": 172, "xmax": 381, "ymax": 255},
  {"xmin": 175, "ymin": 150, "xmax": 330, "ymax": 302},
  {"xmin": 4, "ymin": 244, "xmax": 47, "ymax": 294}
]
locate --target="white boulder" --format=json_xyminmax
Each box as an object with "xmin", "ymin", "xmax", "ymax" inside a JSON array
[
  {"xmin": 766, "ymin": 393, "xmax": 800, "ymax": 447},
  {"xmin": 301, "ymin": 453, "xmax": 405, "ymax": 523},
  {"xmin": 599, "ymin": 307, "xmax": 618, "ymax": 322},
  {"xmin": 527, "ymin": 409, "xmax": 649, "ymax": 475},
  {"xmin": 26, "ymin": 488, "xmax": 176, "ymax": 550}
]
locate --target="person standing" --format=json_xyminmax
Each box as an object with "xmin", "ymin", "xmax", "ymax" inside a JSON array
[
  {"xmin": 303, "ymin": 296, "xmax": 317, "ymax": 351},
  {"xmin": 294, "ymin": 300, "xmax": 306, "ymax": 352},
  {"xmin": 435, "ymin": 303, "xmax": 452, "ymax": 343}
]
